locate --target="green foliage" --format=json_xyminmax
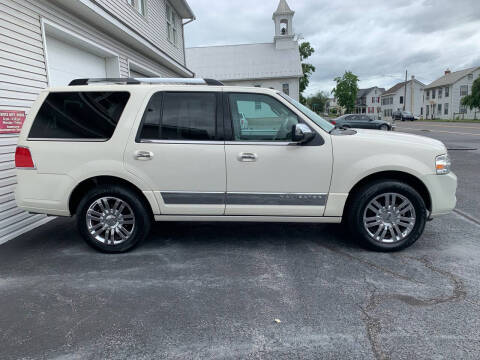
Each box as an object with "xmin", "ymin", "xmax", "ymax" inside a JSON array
[
  {"xmin": 461, "ymin": 77, "xmax": 480, "ymax": 110},
  {"xmin": 304, "ymin": 91, "xmax": 329, "ymax": 113},
  {"xmin": 331, "ymin": 71, "xmax": 359, "ymax": 113},
  {"xmin": 299, "ymin": 42, "xmax": 316, "ymax": 98}
]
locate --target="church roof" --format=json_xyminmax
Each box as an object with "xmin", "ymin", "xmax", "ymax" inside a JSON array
[
  {"xmin": 274, "ymin": 0, "xmax": 294, "ymax": 15},
  {"xmin": 185, "ymin": 42, "xmax": 303, "ymax": 81}
]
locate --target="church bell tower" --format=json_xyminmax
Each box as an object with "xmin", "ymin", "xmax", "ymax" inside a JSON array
[{"xmin": 273, "ymin": 0, "xmax": 296, "ymax": 49}]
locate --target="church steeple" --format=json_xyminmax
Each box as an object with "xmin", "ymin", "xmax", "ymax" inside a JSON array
[{"xmin": 273, "ymin": 0, "xmax": 296, "ymax": 49}]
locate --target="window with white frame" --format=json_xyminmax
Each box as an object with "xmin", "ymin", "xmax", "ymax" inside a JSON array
[
  {"xmin": 444, "ymin": 103, "xmax": 448, "ymax": 115},
  {"xmin": 282, "ymin": 83, "xmax": 289, "ymax": 96},
  {"xmin": 127, "ymin": 0, "xmax": 146, "ymax": 16},
  {"xmin": 166, "ymin": 3, "xmax": 178, "ymax": 45},
  {"xmin": 468, "ymin": 73, "xmax": 473, "ymax": 80},
  {"xmin": 445, "ymin": 86, "xmax": 449, "ymax": 97},
  {"xmin": 438, "ymin": 88, "xmax": 442, "ymax": 99},
  {"xmin": 460, "ymin": 85, "xmax": 468, "ymax": 96},
  {"xmin": 459, "ymin": 105, "xmax": 467, "ymax": 114}
]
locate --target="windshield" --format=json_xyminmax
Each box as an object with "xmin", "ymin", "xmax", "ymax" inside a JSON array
[{"xmin": 278, "ymin": 92, "xmax": 335, "ymax": 132}]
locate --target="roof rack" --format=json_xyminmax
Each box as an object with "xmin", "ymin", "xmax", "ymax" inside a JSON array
[{"xmin": 68, "ymin": 78, "xmax": 224, "ymax": 86}]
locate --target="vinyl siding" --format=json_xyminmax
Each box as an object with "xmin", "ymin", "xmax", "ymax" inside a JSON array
[
  {"xmin": 94, "ymin": 0, "xmax": 186, "ymax": 65},
  {"xmin": 222, "ymin": 78, "xmax": 301, "ymax": 101},
  {"xmin": 425, "ymin": 68, "xmax": 480, "ymax": 120},
  {"xmin": 0, "ymin": 0, "xmax": 187, "ymax": 244}
]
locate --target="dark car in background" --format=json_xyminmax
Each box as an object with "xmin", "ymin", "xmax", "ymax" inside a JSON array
[
  {"xmin": 331, "ymin": 114, "xmax": 393, "ymax": 131},
  {"xmin": 392, "ymin": 110, "xmax": 417, "ymax": 121}
]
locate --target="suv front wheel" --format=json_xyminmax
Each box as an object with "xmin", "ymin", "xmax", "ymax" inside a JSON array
[
  {"xmin": 346, "ymin": 180, "xmax": 427, "ymax": 251},
  {"xmin": 77, "ymin": 185, "xmax": 151, "ymax": 253}
]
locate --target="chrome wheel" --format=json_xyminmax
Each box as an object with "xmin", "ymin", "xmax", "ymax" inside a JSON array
[
  {"xmin": 86, "ymin": 197, "xmax": 135, "ymax": 245},
  {"xmin": 363, "ymin": 193, "xmax": 416, "ymax": 243}
]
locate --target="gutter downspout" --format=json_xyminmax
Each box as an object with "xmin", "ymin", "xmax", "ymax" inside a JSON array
[{"xmin": 182, "ymin": 17, "xmax": 196, "ymax": 77}]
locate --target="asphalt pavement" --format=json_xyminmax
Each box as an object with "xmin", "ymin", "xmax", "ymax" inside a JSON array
[{"xmin": 0, "ymin": 121, "xmax": 479, "ymax": 359}]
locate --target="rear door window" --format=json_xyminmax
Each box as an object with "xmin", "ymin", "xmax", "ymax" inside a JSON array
[
  {"xmin": 29, "ymin": 92, "xmax": 130, "ymax": 140},
  {"xmin": 138, "ymin": 92, "xmax": 217, "ymax": 141}
]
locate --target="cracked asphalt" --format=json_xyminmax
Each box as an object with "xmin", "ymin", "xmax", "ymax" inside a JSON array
[{"xmin": 1, "ymin": 121, "xmax": 480, "ymax": 359}]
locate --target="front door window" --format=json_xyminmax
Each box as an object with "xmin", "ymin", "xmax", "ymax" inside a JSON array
[{"xmin": 228, "ymin": 93, "xmax": 299, "ymax": 142}]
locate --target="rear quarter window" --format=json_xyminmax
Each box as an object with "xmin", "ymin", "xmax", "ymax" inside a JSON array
[{"xmin": 29, "ymin": 92, "xmax": 130, "ymax": 140}]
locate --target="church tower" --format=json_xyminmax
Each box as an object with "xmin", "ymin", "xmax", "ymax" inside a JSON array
[{"xmin": 273, "ymin": 0, "xmax": 296, "ymax": 49}]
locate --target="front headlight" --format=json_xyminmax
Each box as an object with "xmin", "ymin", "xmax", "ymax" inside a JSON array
[{"xmin": 436, "ymin": 154, "xmax": 451, "ymax": 175}]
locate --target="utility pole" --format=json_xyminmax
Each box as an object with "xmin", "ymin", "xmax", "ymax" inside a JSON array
[{"xmin": 403, "ymin": 69, "xmax": 407, "ymax": 111}]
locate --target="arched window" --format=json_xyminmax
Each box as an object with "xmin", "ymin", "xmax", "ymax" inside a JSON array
[{"xmin": 280, "ymin": 19, "xmax": 288, "ymax": 35}]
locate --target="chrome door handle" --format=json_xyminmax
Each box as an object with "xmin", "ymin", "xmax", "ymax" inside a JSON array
[
  {"xmin": 238, "ymin": 152, "xmax": 258, "ymax": 162},
  {"xmin": 134, "ymin": 150, "xmax": 154, "ymax": 160}
]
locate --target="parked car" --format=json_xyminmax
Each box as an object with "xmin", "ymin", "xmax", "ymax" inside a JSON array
[
  {"xmin": 15, "ymin": 78, "xmax": 456, "ymax": 253},
  {"xmin": 331, "ymin": 114, "xmax": 393, "ymax": 131},
  {"xmin": 392, "ymin": 110, "xmax": 417, "ymax": 121}
]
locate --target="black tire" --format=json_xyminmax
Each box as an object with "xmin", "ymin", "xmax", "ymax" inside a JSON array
[
  {"xmin": 76, "ymin": 185, "xmax": 151, "ymax": 253},
  {"xmin": 345, "ymin": 180, "xmax": 427, "ymax": 252},
  {"xmin": 379, "ymin": 124, "xmax": 389, "ymax": 131}
]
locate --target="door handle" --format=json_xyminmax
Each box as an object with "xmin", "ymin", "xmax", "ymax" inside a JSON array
[
  {"xmin": 238, "ymin": 152, "xmax": 258, "ymax": 162},
  {"xmin": 134, "ymin": 150, "xmax": 154, "ymax": 160}
]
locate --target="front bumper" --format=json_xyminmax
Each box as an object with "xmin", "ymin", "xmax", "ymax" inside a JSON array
[{"xmin": 422, "ymin": 172, "xmax": 457, "ymax": 217}]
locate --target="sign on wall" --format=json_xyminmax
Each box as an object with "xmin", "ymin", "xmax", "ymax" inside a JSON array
[{"xmin": 0, "ymin": 110, "xmax": 26, "ymax": 134}]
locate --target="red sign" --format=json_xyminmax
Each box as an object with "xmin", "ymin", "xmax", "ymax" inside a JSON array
[{"xmin": 0, "ymin": 110, "xmax": 26, "ymax": 134}]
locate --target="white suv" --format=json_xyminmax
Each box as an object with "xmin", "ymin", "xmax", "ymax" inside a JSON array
[{"xmin": 15, "ymin": 78, "xmax": 457, "ymax": 253}]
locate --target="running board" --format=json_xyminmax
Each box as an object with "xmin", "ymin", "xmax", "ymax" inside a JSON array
[{"xmin": 153, "ymin": 215, "xmax": 342, "ymax": 223}]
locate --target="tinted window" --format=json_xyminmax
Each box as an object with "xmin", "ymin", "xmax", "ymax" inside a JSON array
[
  {"xmin": 29, "ymin": 92, "xmax": 129, "ymax": 139},
  {"xmin": 139, "ymin": 92, "xmax": 216, "ymax": 141},
  {"xmin": 229, "ymin": 93, "xmax": 298, "ymax": 141}
]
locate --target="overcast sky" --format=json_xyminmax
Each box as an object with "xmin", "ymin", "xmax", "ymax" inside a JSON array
[{"xmin": 184, "ymin": 0, "xmax": 480, "ymax": 96}]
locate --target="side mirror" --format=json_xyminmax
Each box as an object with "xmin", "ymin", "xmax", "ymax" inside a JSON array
[{"xmin": 292, "ymin": 123, "xmax": 315, "ymax": 144}]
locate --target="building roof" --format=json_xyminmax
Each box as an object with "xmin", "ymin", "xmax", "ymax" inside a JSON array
[
  {"xmin": 382, "ymin": 79, "xmax": 426, "ymax": 96},
  {"xmin": 274, "ymin": 0, "xmax": 294, "ymax": 16},
  {"xmin": 424, "ymin": 67, "xmax": 479, "ymax": 89},
  {"xmin": 185, "ymin": 42, "xmax": 303, "ymax": 81},
  {"xmin": 357, "ymin": 87, "xmax": 385, "ymax": 99},
  {"xmin": 170, "ymin": 0, "xmax": 196, "ymax": 19}
]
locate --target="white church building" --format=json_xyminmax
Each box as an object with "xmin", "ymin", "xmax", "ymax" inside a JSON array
[{"xmin": 185, "ymin": 0, "xmax": 303, "ymax": 100}]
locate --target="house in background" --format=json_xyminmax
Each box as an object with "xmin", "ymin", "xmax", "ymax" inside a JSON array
[
  {"xmin": 423, "ymin": 67, "xmax": 480, "ymax": 120},
  {"xmin": 355, "ymin": 87, "xmax": 385, "ymax": 119},
  {"xmin": 185, "ymin": 0, "xmax": 303, "ymax": 100},
  {"xmin": 0, "ymin": 0, "xmax": 195, "ymax": 243},
  {"xmin": 381, "ymin": 76, "xmax": 425, "ymax": 119}
]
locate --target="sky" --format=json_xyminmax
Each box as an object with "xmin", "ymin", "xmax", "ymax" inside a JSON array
[{"xmin": 184, "ymin": 0, "xmax": 480, "ymax": 96}]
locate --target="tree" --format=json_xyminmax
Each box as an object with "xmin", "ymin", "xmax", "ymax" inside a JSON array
[
  {"xmin": 461, "ymin": 77, "xmax": 480, "ymax": 118},
  {"xmin": 331, "ymin": 71, "xmax": 359, "ymax": 114},
  {"xmin": 305, "ymin": 91, "xmax": 329, "ymax": 113},
  {"xmin": 299, "ymin": 42, "xmax": 316, "ymax": 103}
]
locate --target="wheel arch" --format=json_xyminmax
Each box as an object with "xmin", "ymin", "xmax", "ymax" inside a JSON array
[
  {"xmin": 343, "ymin": 171, "xmax": 432, "ymax": 217},
  {"xmin": 69, "ymin": 176, "xmax": 155, "ymax": 217}
]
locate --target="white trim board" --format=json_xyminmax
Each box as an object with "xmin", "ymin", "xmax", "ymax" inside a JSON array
[{"xmin": 41, "ymin": 18, "xmax": 121, "ymax": 85}]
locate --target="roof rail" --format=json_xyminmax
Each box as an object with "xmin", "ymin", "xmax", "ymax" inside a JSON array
[{"xmin": 68, "ymin": 78, "xmax": 224, "ymax": 86}]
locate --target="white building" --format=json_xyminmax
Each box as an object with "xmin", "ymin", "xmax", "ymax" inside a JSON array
[
  {"xmin": 381, "ymin": 76, "xmax": 425, "ymax": 119},
  {"xmin": 0, "ymin": 0, "xmax": 195, "ymax": 243},
  {"xmin": 185, "ymin": 0, "xmax": 303, "ymax": 100},
  {"xmin": 355, "ymin": 87, "xmax": 385, "ymax": 119},
  {"xmin": 423, "ymin": 67, "xmax": 480, "ymax": 120}
]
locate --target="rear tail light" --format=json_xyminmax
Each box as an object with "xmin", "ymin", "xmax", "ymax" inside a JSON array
[
  {"xmin": 330, "ymin": 120, "xmax": 336, "ymax": 125},
  {"xmin": 15, "ymin": 146, "xmax": 35, "ymax": 169}
]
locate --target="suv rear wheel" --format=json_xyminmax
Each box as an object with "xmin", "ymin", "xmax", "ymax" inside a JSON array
[
  {"xmin": 77, "ymin": 185, "xmax": 151, "ymax": 253},
  {"xmin": 346, "ymin": 180, "xmax": 427, "ymax": 251}
]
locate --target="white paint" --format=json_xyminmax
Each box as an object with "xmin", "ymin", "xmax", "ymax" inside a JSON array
[
  {"xmin": 45, "ymin": 37, "xmax": 107, "ymax": 87},
  {"xmin": 15, "ymin": 84, "xmax": 457, "ymax": 223}
]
